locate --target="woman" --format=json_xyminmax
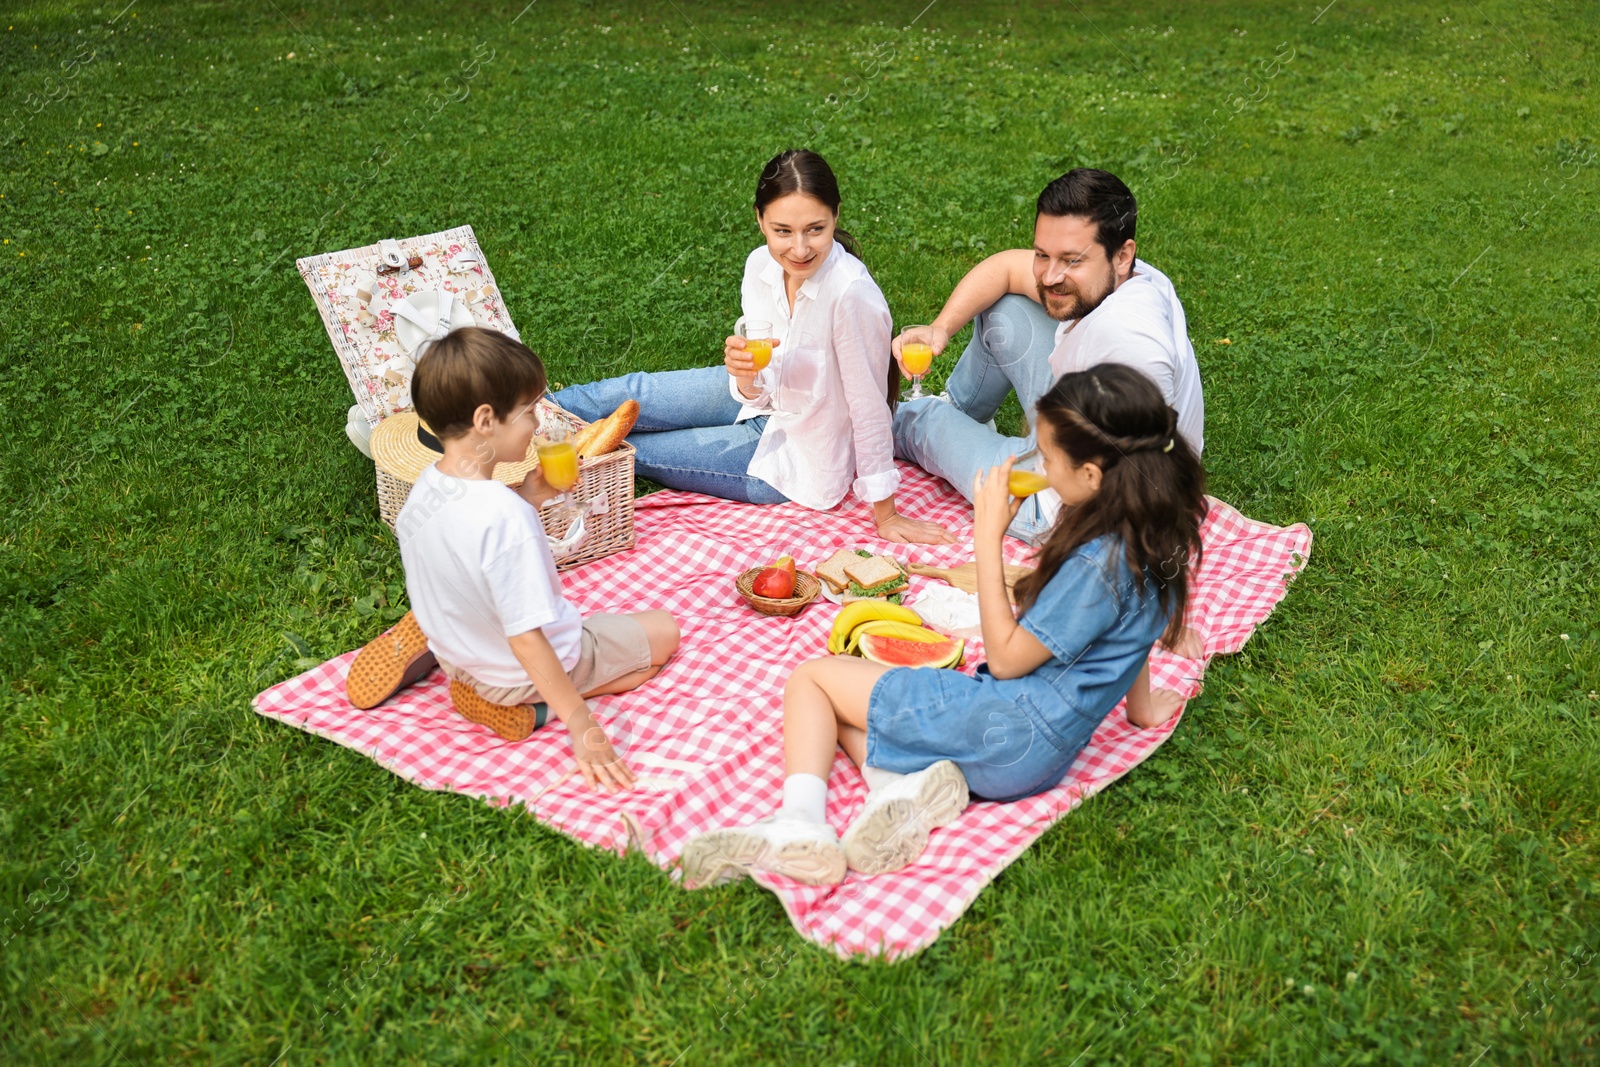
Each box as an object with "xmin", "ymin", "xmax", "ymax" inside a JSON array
[{"xmin": 552, "ymin": 149, "xmax": 953, "ymax": 545}]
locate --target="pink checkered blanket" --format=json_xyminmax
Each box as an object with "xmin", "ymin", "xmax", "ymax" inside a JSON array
[{"xmin": 254, "ymin": 464, "xmax": 1310, "ymax": 958}]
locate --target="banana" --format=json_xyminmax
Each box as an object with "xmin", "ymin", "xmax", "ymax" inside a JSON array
[
  {"xmin": 827, "ymin": 601, "xmax": 922, "ymax": 654},
  {"xmin": 843, "ymin": 620, "xmax": 949, "ymax": 656}
]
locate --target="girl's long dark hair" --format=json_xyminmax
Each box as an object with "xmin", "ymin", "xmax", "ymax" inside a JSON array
[
  {"xmin": 754, "ymin": 149, "xmax": 901, "ymax": 407},
  {"xmin": 1012, "ymin": 364, "xmax": 1207, "ymax": 645}
]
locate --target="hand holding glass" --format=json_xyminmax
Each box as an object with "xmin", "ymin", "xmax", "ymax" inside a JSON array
[
  {"xmin": 538, "ymin": 419, "xmax": 580, "ymax": 493},
  {"xmin": 900, "ymin": 325, "xmax": 935, "ymax": 400},
  {"xmin": 742, "ymin": 319, "xmax": 774, "ymax": 372}
]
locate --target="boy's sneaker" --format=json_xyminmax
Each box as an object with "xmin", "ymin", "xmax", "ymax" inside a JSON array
[
  {"xmin": 345, "ymin": 611, "xmax": 437, "ymax": 710},
  {"xmin": 448, "ymin": 681, "xmax": 547, "ymax": 741},
  {"xmin": 679, "ymin": 818, "xmax": 847, "ymax": 889},
  {"xmin": 842, "ymin": 760, "xmax": 969, "ymax": 876}
]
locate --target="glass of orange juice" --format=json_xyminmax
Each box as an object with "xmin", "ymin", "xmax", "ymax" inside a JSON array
[
  {"xmin": 1007, "ymin": 469, "xmax": 1051, "ymax": 497},
  {"xmin": 900, "ymin": 325, "xmax": 935, "ymax": 400},
  {"xmin": 538, "ymin": 437, "xmax": 579, "ymax": 494},
  {"xmin": 535, "ymin": 416, "xmax": 581, "ymax": 530},
  {"xmin": 533, "ymin": 411, "xmax": 594, "ymax": 555},
  {"xmin": 742, "ymin": 319, "xmax": 774, "ymax": 373}
]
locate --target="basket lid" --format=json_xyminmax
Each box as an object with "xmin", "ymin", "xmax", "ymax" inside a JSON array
[{"xmin": 370, "ymin": 411, "xmax": 541, "ymax": 486}]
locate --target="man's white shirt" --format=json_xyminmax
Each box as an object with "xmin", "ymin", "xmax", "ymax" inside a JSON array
[{"xmin": 1036, "ymin": 258, "xmax": 1204, "ymax": 522}]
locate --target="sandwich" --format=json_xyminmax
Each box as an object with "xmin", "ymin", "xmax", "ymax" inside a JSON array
[
  {"xmin": 815, "ymin": 550, "xmax": 909, "ymax": 603},
  {"xmin": 842, "ymin": 553, "xmax": 909, "ymax": 602},
  {"xmin": 814, "ymin": 549, "xmax": 863, "ymax": 595}
]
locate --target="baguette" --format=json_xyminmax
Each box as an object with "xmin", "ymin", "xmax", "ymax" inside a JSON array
[{"xmin": 574, "ymin": 399, "xmax": 640, "ymax": 458}]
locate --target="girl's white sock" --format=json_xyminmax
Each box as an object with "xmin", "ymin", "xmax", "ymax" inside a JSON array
[
  {"xmin": 861, "ymin": 766, "xmax": 906, "ymax": 793},
  {"xmin": 780, "ymin": 773, "xmax": 829, "ymax": 825}
]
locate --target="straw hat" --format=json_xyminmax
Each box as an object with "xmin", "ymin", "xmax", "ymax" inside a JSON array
[{"xmin": 370, "ymin": 411, "xmax": 541, "ymax": 486}]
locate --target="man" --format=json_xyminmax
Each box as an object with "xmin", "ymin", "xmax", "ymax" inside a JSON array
[{"xmin": 893, "ymin": 168, "xmax": 1204, "ymax": 543}]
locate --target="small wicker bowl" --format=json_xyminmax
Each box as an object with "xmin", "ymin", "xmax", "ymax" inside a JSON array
[{"xmin": 736, "ymin": 569, "xmax": 822, "ymax": 617}]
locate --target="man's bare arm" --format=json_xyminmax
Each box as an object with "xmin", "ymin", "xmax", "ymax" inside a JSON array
[{"xmin": 894, "ymin": 249, "xmax": 1037, "ymax": 360}]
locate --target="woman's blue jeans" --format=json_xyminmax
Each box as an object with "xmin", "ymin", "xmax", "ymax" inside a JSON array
[{"xmin": 551, "ymin": 366, "xmax": 788, "ymax": 505}]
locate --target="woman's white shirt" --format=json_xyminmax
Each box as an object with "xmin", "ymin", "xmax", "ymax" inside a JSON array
[{"xmin": 730, "ymin": 240, "xmax": 900, "ymax": 510}]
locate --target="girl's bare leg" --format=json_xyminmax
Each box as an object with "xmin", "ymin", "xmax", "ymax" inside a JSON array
[
  {"xmin": 680, "ymin": 654, "xmax": 884, "ymax": 890},
  {"xmin": 783, "ymin": 656, "xmax": 893, "ymax": 779}
]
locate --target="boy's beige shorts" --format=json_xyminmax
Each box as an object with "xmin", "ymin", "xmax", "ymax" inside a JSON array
[{"xmin": 437, "ymin": 613, "xmax": 652, "ymax": 706}]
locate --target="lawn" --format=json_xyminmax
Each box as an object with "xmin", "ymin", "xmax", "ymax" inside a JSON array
[{"xmin": 2, "ymin": 0, "xmax": 1598, "ymax": 1062}]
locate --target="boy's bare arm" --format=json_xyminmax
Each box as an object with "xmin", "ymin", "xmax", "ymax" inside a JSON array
[{"xmin": 506, "ymin": 628, "xmax": 635, "ymax": 792}]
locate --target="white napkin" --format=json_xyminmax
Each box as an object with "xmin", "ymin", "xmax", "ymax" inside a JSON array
[
  {"xmin": 392, "ymin": 289, "xmax": 475, "ymax": 357},
  {"xmin": 911, "ymin": 583, "xmax": 983, "ymax": 639}
]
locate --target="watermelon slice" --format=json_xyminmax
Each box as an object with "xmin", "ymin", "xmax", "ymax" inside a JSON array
[{"xmin": 858, "ymin": 632, "xmax": 964, "ymax": 669}]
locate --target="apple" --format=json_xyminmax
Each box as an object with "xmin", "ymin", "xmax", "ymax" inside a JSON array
[{"xmin": 751, "ymin": 565, "xmax": 796, "ymax": 599}]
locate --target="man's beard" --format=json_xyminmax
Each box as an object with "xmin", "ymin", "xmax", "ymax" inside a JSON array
[{"xmin": 1037, "ymin": 268, "xmax": 1116, "ymax": 322}]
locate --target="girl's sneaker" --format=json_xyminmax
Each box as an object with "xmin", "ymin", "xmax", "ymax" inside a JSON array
[
  {"xmin": 841, "ymin": 760, "xmax": 969, "ymax": 876},
  {"xmin": 448, "ymin": 681, "xmax": 548, "ymax": 741},
  {"xmin": 680, "ymin": 818, "xmax": 847, "ymax": 889},
  {"xmin": 345, "ymin": 611, "xmax": 437, "ymax": 709}
]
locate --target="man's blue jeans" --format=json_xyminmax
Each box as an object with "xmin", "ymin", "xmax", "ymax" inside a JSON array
[
  {"xmin": 892, "ymin": 295, "xmax": 1060, "ymax": 543},
  {"xmin": 551, "ymin": 367, "xmax": 787, "ymax": 504}
]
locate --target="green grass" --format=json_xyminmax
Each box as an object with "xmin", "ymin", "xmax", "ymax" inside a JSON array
[{"xmin": 3, "ymin": 0, "xmax": 1598, "ymax": 1062}]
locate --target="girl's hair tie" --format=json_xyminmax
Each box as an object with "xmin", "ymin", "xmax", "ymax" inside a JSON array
[{"xmin": 1162, "ymin": 438, "xmax": 1175, "ymax": 453}]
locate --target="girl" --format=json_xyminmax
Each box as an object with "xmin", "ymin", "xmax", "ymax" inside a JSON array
[
  {"xmin": 552, "ymin": 149, "xmax": 953, "ymax": 545},
  {"xmin": 680, "ymin": 363, "xmax": 1207, "ymax": 887}
]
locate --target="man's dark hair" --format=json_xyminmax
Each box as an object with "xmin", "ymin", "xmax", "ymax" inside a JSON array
[
  {"xmin": 1036, "ymin": 168, "xmax": 1138, "ymax": 262},
  {"xmin": 411, "ymin": 326, "xmax": 547, "ymax": 440}
]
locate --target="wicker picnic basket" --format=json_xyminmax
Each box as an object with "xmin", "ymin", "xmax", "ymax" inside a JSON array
[
  {"xmin": 370, "ymin": 401, "xmax": 637, "ymax": 571},
  {"xmin": 296, "ymin": 225, "xmax": 637, "ymax": 570}
]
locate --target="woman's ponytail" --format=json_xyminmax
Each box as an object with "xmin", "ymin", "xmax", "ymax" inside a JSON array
[{"xmin": 833, "ymin": 226, "xmax": 863, "ymax": 262}]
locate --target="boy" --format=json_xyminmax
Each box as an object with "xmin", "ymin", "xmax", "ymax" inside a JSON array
[{"xmin": 359, "ymin": 326, "xmax": 679, "ymax": 793}]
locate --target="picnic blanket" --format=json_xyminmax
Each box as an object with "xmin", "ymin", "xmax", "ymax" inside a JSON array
[{"xmin": 254, "ymin": 464, "xmax": 1311, "ymax": 958}]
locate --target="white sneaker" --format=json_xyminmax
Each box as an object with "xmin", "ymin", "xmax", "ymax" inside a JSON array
[
  {"xmin": 345, "ymin": 404, "xmax": 375, "ymax": 459},
  {"xmin": 842, "ymin": 760, "xmax": 969, "ymax": 875},
  {"xmin": 679, "ymin": 817, "xmax": 847, "ymax": 889}
]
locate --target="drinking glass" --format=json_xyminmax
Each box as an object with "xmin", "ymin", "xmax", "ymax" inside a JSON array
[
  {"xmin": 900, "ymin": 325, "xmax": 935, "ymax": 400},
  {"xmin": 536, "ymin": 415, "xmax": 586, "ymax": 551},
  {"xmin": 1007, "ymin": 470, "xmax": 1051, "ymax": 497},
  {"xmin": 742, "ymin": 319, "xmax": 774, "ymax": 373}
]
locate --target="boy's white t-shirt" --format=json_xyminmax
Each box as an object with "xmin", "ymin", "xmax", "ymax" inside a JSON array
[{"xmin": 395, "ymin": 463, "xmax": 584, "ymax": 689}]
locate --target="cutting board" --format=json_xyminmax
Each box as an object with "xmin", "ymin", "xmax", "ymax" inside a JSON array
[{"xmin": 906, "ymin": 561, "xmax": 1034, "ymax": 600}]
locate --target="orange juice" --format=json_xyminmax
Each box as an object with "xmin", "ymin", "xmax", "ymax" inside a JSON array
[
  {"xmin": 538, "ymin": 441, "xmax": 580, "ymax": 492},
  {"xmin": 746, "ymin": 338, "xmax": 773, "ymax": 371},
  {"xmin": 901, "ymin": 342, "xmax": 934, "ymax": 377},
  {"xmin": 1008, "ymin": 469, "xmax": 1051, "ymax": 497}
]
